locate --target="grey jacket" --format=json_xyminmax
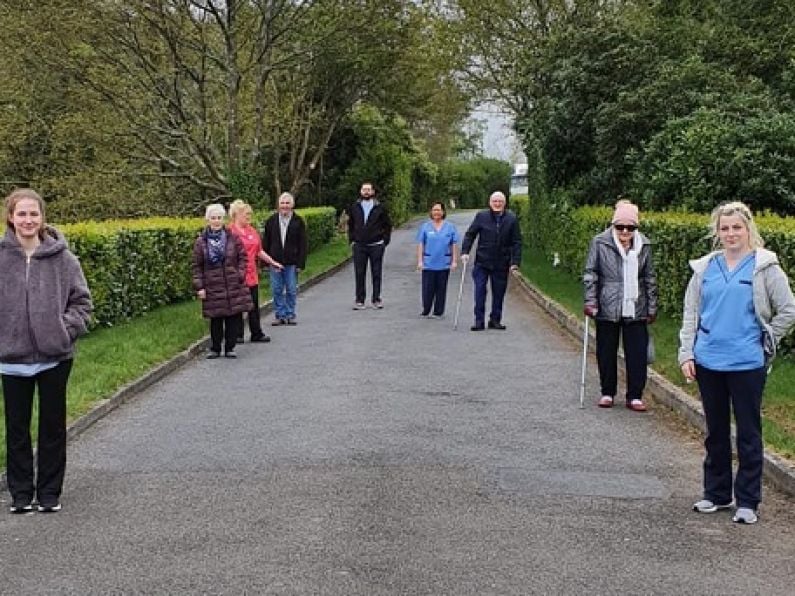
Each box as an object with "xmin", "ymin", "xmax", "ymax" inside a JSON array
[
  {"xmin": 583, "ymin": 228, "xmax": 658, "ymax": 322},
  {"xmin": 0, "ymin": 226, "xmax": 92, "ymax": 364},
  {"xmin": 678, "ymin": 248, "xmax": 795, "ymax": 366}
]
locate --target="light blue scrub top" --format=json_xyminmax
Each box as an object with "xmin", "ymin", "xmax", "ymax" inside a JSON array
[
  {"xmin": 694, "ymin": 253, "xmax": 764, "ymax": 371},
  {"xmin": 416, "ymin": 220, "xmax": 460, "ymax": 270}
]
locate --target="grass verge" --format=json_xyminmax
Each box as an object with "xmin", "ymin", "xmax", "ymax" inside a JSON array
[
  {"xmin": 0, "ymin": 236, "xmax": 351, "ymax": 466},
  {"xmin": 520, "ymin": 246, "xmax": 795, "ymax": 461}
]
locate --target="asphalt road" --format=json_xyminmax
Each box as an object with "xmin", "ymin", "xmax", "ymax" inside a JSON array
[{"xmin": 1, "ymin": 211, "xmax": 794, "ymax": 595}]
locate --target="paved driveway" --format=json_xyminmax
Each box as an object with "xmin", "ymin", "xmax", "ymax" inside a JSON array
[{"xmin": 1, "ymin": 211, "xmax": 794, "ymax": 595}]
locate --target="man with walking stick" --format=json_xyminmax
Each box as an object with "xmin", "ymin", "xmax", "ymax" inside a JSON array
[{"xmin": 460, "ymin": 191, "xmax": 522, "ymax": 331}]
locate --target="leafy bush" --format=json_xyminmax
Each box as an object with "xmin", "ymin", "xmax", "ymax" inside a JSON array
[
  {"xmin": 630, "ymin": 104, "xmax": 795, "ymax": 213},
  {"xmin": 526, "ymin": 198, "xmax": 795, "ymax": 319},
  {"xmin": 59, "ymin": 207, "xmax": 336, "ymax": 327},
  {"xmin": 433, "ymin": 158, "xmax": 511, "ymax": 209}
]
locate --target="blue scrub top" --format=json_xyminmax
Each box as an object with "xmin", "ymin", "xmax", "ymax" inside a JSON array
[
  {"xmin": 694, "ymin": 253, "xmax": 764, "ymax": 371},
  {"xmin": 416, "ymin": 220, "xmax": 460, "ymax": 270}
]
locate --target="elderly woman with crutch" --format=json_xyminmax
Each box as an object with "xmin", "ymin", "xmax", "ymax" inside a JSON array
[{"xmin": 583, "ymin": 200, "xmax": 658, "ymax": 412}]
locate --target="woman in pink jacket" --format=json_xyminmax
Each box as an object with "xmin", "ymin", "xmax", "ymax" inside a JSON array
[{"xmin": 228, "ymin": 200, "xmax": 282, "ymax": 343}]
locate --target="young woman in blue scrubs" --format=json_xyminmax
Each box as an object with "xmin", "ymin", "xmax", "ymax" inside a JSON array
[
  {"xmin": 679, "ymin": 202, "xmax": 795, "ymax": 524},
  {"xmin": 416, "ymin": 202, "xmax": 460, "ymax": 317}
]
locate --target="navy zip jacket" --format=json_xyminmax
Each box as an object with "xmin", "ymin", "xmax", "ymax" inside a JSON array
[{"xmin": 461, "ymin": 209, "xmax": 522, "ymax": 271}]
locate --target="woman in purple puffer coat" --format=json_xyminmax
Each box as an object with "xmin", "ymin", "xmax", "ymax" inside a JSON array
[{"xmin": 192, "ymin": 203, "xmax": 253, "ymax": 359}]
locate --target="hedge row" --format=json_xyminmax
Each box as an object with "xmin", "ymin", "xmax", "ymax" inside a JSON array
[
  {"xmin": 57, "ymin": 207, "xmax": 336, "ymax": 327},
  {"xmin": 524, "ymin": 198, "xmax": 795, "ymax": 318}
]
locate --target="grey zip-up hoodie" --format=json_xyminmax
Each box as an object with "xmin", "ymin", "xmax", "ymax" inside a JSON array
[
  {"xmin": 678, "ymin": 248, "xmax": 795, "ymax": 366},
  {"xmin": 0, "ymin": 226, "xmax": 92, "ymax": 364}
]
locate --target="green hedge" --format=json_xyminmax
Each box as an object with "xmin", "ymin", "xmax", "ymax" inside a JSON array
[
  {"xmin": 525, "ymin": 198, "xmax": 795, "ymax": 318},
  {"xmin": 55, "ymin": 207, "xmax": 336, "ymax": 327}
]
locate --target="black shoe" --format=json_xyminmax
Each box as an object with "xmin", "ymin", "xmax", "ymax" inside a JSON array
[
  {"xmin": 272, "ymin": 318, "xmax": 286, "ymax": 326},
  {"xmin": 224, "ymin": 351, "xmax": 237, "ymax": 359},
  {"xmin": 286, "ymin": 318, "xmax": 297, "ymax": 326},
  {"xmin": 471, "ymin": 323, "xmax": 485, "ymax": 331},
  {"xmin": 488, "ymin": 320, "xmax": 506, "ymax": 330},
  {"xmin": 250, "ymin": 335, "xmax": 271, "ymax": 343},
  {"xmin": 37, "ymin": 502, "xmax": 61, "ymax": 513},
  {"xmin": 10, "ymin": 500, "xmax": 34, "ymax": 514},
  {"xmin": 206, "ymin": 351, "xmax": 221, "ymax": 359}
]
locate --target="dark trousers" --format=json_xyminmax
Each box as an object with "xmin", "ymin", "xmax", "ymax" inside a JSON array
[
  {"xmin": 472, "ymin": 263, "xmax": 508, "ymax": 324},
  {"xmin": 238, "ymin": 285, "xmax": 263, "ymax": 340},
  {"xmin": 2, "ymin": 359, "xmax": 73, "ymax": 505},
  {"xmin": 210, "ymin": 315, "xmax": 240, "ymax": 354},
  {"xmin": 695, "ymin": 365, "xmax": 766, "ymax": 509},
  {"xmin": 353, "ymin": 242, "xmax": 385, "ymax": 303},
  {"xmin": 595, "ymin": 319, "xmax": 648, "ymax": 401},
  {"xmin": 421, "ymin": 269, "xmax": 451, "ymax": 316}
]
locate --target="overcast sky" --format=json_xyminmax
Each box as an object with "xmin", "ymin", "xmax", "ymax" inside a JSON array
[{"xmin": 469, "ymin": 102, "xmax": 526, "ymax": 163}]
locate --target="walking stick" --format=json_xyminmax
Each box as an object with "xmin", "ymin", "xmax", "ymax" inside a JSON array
[
  {"xmin": 579, "ymin": 316, "xmax": 590, "ymax": 409},
  {"xmin": 453, "ymin": 258, "xmax": 468, "ymax": 330}
]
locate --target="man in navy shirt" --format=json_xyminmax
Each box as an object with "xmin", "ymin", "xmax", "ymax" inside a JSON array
[{"xmin": 461, "ymin": 191, "xmax": 522, "ymax": 331}]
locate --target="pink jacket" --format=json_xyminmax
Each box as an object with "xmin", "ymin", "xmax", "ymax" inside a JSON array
[{"xmin": 229, "ymin": 223, "xmax": 262, "ymax": 287}]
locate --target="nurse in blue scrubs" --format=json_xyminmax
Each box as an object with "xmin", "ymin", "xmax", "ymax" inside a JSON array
[
  {"xmin": 416, "ymin": 202, "xmax": 460, "ymax": 318},
  {"xmin": 679, "ymin": 202, "xmax": 795, "ymax": 525}
]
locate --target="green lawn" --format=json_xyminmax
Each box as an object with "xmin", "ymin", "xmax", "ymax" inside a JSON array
[
  {"xmin": 520, "ymin": 247, "xmax": 795, "ymax": 460},
  {"xmin": 0, "ymin": 236, "xmax": 351, "ymax": 466}
]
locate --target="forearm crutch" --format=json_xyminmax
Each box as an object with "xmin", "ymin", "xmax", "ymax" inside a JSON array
[
  {"xmin": 452, "ymin": 258, "xmax": 468, "ymax": 330},
  {"xmin": 579, "ymin": 316, "xmax": 590, "ymax": 409}
]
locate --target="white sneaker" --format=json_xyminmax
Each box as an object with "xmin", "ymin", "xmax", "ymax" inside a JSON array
[
  {"xmin": 692, "ymin": 499, "xmax": 733, "ymax": 513},
  {"xmin": 732, "ymin": 507, "xmax": 758, "ymax": 524},
  {"xmin": 37, "ymin": 503, "xmax": 62, "ymax": 513}
]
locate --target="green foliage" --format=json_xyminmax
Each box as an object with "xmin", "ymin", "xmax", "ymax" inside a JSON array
[
  {"xmin": 630, "ymin": 105, "xmax": 795, "ymax": 213},
  {"xmin": 227, "ymin": 168, "xmax": 269, "ymax": 212},
  {"xmin": 433, "ymin": 158, "xmax": 511, "ymax": 209},
  {"xmin": 0, "ymin": 2, "xmax": 471, "ymax": 219},
  {"xmin": 60, "ymin": 208, "xmax": 335, "ymax": 328},
  {"xmin": 325, "ymin": 104, "xmax": 433, "ymax": 225},
  {"xmin": 506, "ymin": 1, "xmax": 795, "ymax": 214},
  {"xmin": 526, "ymin": 197, "xmax": 795, "ymax": 319}
]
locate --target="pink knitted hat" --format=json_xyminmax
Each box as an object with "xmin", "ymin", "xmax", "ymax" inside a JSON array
[{"xmin": 612, "ymin": 201, "xmax": 639, "ymax": 225}]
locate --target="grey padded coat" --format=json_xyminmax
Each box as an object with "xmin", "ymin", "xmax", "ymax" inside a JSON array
[{"xmin": 583, "ymin": 228, "xmax": 658, "ymax": 322}]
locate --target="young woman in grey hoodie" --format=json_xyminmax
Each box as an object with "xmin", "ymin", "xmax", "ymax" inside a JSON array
[
  {"xmin": 680, "ymin": 202, "xmax": 795, "ymax": 525},
  {"xmin": 0, "ymin": 189, "xmax": 92, "ymax": 514}
]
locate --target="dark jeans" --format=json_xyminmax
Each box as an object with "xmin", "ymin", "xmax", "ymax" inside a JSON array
[
  {"xmin": 238, "ymin": 285, "xmax": 264, "ymax": 339},
  {"xmin": 595, "ymin": 319, "xmax": 648, "ymax": 401},
  {"xmin": 353, "ymin": 242, "xmax": 385, "ymax": 303},
  {"xmin": 210, "ymin": 315, "xmax": 240, "ymax": 354},
  {"xmin": 2, "ymin": 359, "xmax": 73, "ymax": 506},
  {"xmin": 421, "ymin": 269, "xmax": 451, "ymax": 316},
  {"xmin": 695, "ymin": 364, "xmax": 766, "ymax": 509},
  {"xmin": 472, "ymin": 263, "xmax": 508, "ymax": 324}
]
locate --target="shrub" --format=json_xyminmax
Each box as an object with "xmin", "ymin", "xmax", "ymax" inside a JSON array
[
  {"xmin": 434, "ymin": 158, "xmax": 511, "ymax": 209},
  {"xmin": 58, "ymin": 207, "xmax": 336, "ymax": 328},
  {"xmin": 526, "ymin": 197, "xmax": 795, "ymax": 320}
]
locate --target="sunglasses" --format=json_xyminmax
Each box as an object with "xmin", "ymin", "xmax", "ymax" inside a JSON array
[{"xmin": 614, "ymin": 224, "xmax": 637, "ymax": 232}]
